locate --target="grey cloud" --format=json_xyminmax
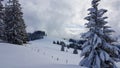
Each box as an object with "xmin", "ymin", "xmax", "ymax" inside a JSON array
[
  {"xmin": 18, "ymin": 0, "xmax": 120, "ymax": 38},
  {"xmin": 101, "ymin": 0, "xmax": 120, "ymax": 36}
]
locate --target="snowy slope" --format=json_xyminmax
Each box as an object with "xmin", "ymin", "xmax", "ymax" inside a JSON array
[
  {"xmin": 1, "ymin": 37, "xmax": 120, "ymax": 68},
  {"xmin": 27, "ymin": 37, "xmax": 82, "ymax": 65},
  {"xmin": 0, "ymin": 43, "xmax": 51, "ymax": 68},
  {"xmin": 0, "ymin": 37, "xmax": 85, "ymax": 68}
]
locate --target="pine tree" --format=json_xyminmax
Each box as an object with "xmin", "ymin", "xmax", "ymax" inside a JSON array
[
  {"xmin": 80, "ymin": 0, "xmax": 120, "ymax": 68},
  {"xmin": 73, "ymin": 46, "xmax": 78, "ymax": 54},
  {"xmin": 0, "ymin": 0, "xmax": 5, "ymax": 40},
  {"xmin": 4, "ymin": 0, "xmax": 28, "ymax": 45},
  {"xmin": 60, "ymin": 41, "xmax": 65, "ymax": 51},
  {"xmin": 61, "ymin": 44, "xmax": 65, "ymax": 51}
]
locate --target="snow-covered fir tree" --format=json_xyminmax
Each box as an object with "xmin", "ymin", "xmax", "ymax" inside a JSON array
[
  {"xmin": 80, "ymin": 0, "xmax": 120, "ymax": 68},
  {"xmin": 73, "ymin": 46, "xmax": 78, "ymax": 54},
  {"xmin": 4, "ymin": 0, "xmax": 28, "ymax": 45},
  {"xmin": 0, "ymin": 0, "xmax": 5, "ymax": 40},
  {"xmin": 61, "ymin": 44, "xmax": 65, "ymax": 51}
]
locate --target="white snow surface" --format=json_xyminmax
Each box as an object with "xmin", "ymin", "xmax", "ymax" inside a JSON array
[
  {"xmin": 0, "ymin": 37, "xmax": 120, "ymax": 68},
  {"xmin": 0, "ymin": 37, "xmax": 85, "ymax": 68}
]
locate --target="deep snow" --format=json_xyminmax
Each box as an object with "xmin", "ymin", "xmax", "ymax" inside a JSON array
[
  {"xmin": 0, "ymin": 37, "xmax": 85, "ymax": 68},
  {"xmin": 0, "ymin": 37, "xmax": 120, "ymax": 68}
]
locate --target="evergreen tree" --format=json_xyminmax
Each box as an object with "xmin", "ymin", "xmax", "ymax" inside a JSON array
[
  {"xmin": 61, "ymin": 42, "xmax": 65, "ymax": 51},
  {"xmin": 73, "ymin": 46, "xmax": 78, "ymax": 54},
  {"xmin": 0, "ymin": 0, "xmax": 5, "ymax": 40},
  {"xmin": 57, "ymin": 41, "xmax": 60, "ymax": 45},
  {"xmin": 80, "ymin": 0, "xmax": 120, "ymax": 68},
  {"xmin": 61, "ymin": 45, "xmax": 65, "ymax": 51},
  {"xmin": 53, "ymin": 41, "xmax": 56, "ymax": 44},
  {"xmin": 5, "ymin": 0, "xmax": 28, "ymax": 45}
]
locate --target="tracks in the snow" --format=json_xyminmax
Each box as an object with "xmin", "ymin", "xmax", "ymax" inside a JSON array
[{"xmin": 24, "ymin": 44, "xmax": 69, "ymax": 64}]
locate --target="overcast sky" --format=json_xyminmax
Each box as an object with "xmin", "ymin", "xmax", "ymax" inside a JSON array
[{"xmin": 16, "ymin": 0, "xmax": 120, "ymax": 38}]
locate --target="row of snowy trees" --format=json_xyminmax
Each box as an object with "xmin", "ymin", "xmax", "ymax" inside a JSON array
[
  {"xmin": 80, "ymin": 0, "xmax": 120, "ymax": 68},
  {"xmin": 0, "ymin": 0, "xmax": 28, "ymax": 45}
]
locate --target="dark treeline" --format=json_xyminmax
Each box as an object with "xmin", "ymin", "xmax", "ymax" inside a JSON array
[{"xmin": 28, "ymin": 31, "xmax": 46, "ymax": 41}]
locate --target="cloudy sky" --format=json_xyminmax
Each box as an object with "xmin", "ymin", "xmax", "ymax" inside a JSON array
[{"xmin": 16, "ymin": 0, "xmax": 120, "ymax": 38}]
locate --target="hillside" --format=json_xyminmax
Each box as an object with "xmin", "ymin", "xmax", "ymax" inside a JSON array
[
  {"xmin": 0, "ymin": 37, "xmax": 84, "ymax": 68},
  {"xmin": 1, "ymin": 37, "xmax": 120, "ymax": 68}
]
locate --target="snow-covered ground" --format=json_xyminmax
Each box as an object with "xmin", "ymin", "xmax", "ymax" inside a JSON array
[
  {"xmin": 0, "ymin": 37, "xmax": 120, "ymax": 68},
  {"xmin": 0, "ymin": 37, "xmax": 85, "ymax": 68}
]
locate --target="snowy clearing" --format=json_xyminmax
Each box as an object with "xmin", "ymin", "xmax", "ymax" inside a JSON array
[
  {"xmin": 0, "ymin": 37, "xmax": 84, "ymax": 68},
  {"xmin": 0, "ymin": 37, "xmax": 120, "ymax": 68}
]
